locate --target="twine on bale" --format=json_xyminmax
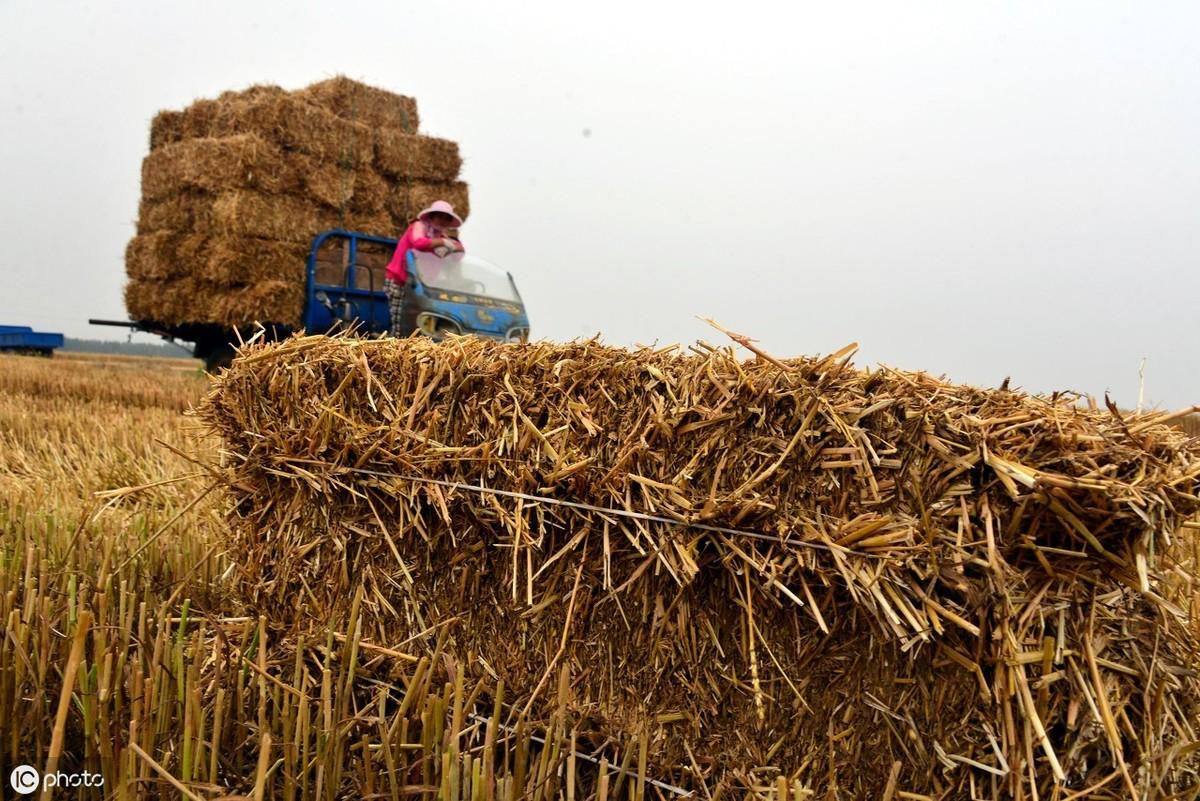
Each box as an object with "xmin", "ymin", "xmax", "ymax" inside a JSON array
[
  {"xmin": 352, "ymin": 471, "xmax": 840, "ymax": 552},
  {"xmin": 335, "ymin": 84, "xmax": 362, "ymax": 233},
  {"xmin": 401, "ymin": 103, "xmax": 412, "ymax": 227},
  {"xmin": 198, "ymin": 333, "xmax": 1200, "ymax": 799}
]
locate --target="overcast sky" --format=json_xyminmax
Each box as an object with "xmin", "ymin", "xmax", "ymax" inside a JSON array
[{"xmin": 1, "ymin": 1, "xmax": 1196, "ymax": 407}]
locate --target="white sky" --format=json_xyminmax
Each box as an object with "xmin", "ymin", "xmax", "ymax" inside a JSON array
[{"xmin": 0, "ymin": 1, "xmax": 1197, "ymax": 407}]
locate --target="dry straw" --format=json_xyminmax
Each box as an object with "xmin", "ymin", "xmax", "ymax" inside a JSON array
[
  {"xmin": 301, "ymin": 74, "xmax": 420, "ymax": 132},
  {"xmin": 199, "ymin": 334, "xmax": 1200, "ymax": 799},
  {"xmin": 209, "ymin": 191, "xmax": 326, "ymax": 240},
  {"xmin": 141, "ymin": 134, "xmax": 300, "ymax": 200},
  {"xmin": 293, "ymin": 153, "xmax": 393, "ymax": 214},
  {"xmin": 148, "ymin": 108, "xmax": 185, "ymax": 150},
  {"xmin": 125, "ymin": 277, "xmax": 303, "ymax": 327},
  {"xmin": 374, "ymin": 129, "xmax": 462, "ymax": 180},
  {"xmin": 212, "ymin": 93, "xmax": 374, "ymax": 167},
  {"xmin": 124, "ymin": 231, "xmax": 199, "ymax": 281},
  {"xmin": 3, "ymin": 350, "xmax": 694, "ymax": 801},
  {"xmin": 348, "ymin": 166, "xmax": 391, "ymax": 214},
  {"xmin": 126, "ymin": 233, "xmax": 309, "ymax": 284},
  {"xmin": 387, "ymin": 180, "xmax": 471, "ymax": 224},
  {"xmin": 138, "ymin": 190, "xmax": 401, "ymax": 243},
  {"xmin": 136, "ymin": 191, "xmax": 214, "ymax": 236},
  {"xmin": 172, "ymin": 97, "xmax": 224, "ymax": 140},
  {"xmin": 297, "ymin": 155, "xmax": 356, "ymax": 209}
]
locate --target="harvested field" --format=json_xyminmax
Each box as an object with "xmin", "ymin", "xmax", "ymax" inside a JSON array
[
  {"xmin": 3, "ymin": 350, "xmax": 733, "ymax": 801},
  {"xmin": 197, "ymin": 334, "xmax": 1200, "ymax": 799},
  {"xmin": 128, "ymin": 78, "xmax": 467, "ymax": 330}
]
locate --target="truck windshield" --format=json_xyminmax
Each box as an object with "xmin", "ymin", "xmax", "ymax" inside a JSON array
[{"xmin": 411, "ymin": 252, "xmax": 521, "ymax": 303}]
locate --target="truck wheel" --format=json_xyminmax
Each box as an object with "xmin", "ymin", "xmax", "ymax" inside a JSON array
[{"xmin": 204, "ymin": 344, "xmax": 236, "ymax": 373}]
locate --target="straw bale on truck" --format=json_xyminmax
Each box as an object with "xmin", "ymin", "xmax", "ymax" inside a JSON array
[
  {"xmin": 126, "ymin": 77, "xmax": 467, "ymax": 330},
  {"xmin": 199, "ymin": 335, "xmax": 1200, "ymax": 800},
  {"xmin": 299, "ymin": 75, "xmax": 420, "ymax": 132}
]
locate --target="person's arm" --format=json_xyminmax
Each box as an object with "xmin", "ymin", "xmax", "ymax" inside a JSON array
[
  {"xmin": 385, "ymin": 227, "xmax": 413, "ymax": 281},
  {"xmin": 409, "ymin": 221, "xmax": 455, "ymax": 252}
]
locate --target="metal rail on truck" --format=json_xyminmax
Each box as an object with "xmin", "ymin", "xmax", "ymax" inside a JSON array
[
  {"xmin": 305, "ymin": 229, "xmax": 398, "ymax": 336},
  {"xmin": 0, "ymin": 325, "xmax": 64, "ymax": 354}
]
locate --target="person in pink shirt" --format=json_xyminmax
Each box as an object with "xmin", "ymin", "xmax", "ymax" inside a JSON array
[{"xmin": 384, "ymin": 200, "xmax": 464, "ymax": 335}]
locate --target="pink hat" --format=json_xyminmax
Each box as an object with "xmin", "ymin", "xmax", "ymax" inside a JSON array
[{"xmin": 417, "ymin": 200, "xmax": 463, "ymax": 227}]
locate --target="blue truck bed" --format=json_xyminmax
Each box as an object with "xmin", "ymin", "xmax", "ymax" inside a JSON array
[{"xmin": 0, "ymin": 326, "xmax": 64, "ymax": 354}]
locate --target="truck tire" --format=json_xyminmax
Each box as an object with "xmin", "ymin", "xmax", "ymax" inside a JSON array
[{"xmin": 204, "ymin": 344, "xmax": 236, "ymax": 373}]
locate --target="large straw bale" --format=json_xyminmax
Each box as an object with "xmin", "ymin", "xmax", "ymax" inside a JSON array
[
  {"xmin": 208, "ymin": 191, "xmax": 321, "ymax": 241},
  {"xmin": 296, "ymin": 156, "xmax": 354, "ymax": 209},
  {"xmin": 163, "ymin": 86, "xmax": 289, "ymax": 142},
  {"xmin": 125, "ymin": 231, "xmax": 179, "ymax": 280},
  {"xmin": 373, "ymin": 130, "xmax": 461, "ymax": 180},
  {"xmin": 209, "ymin": 191, "xmax": 395, "ymax": 240},
  {"xmin": 201, "ymin": 279, "xmax": 303, "ymax": 326},
  {"xmin": 126, "ymin": 231, "xmax": 308, "ymax": 284},
  {"xmin": 175, "ymin": 98, "xmax": 223, "ymax": 140},
  {"xmin": 386, "ymin": 180, "xmax": 471, "ymax": 223},
  {"xmin": 293, "ymin": 154, "xmax": 389, "ymax": 213},
  {"xmin": 125, "ymin": 276, "xmax": 303, "ymax": 327},
  {"xmin": 141, "ymin": 134, "xmax": 299, "ymax": 200},
  {"xmin": 136, "ymin": 192, "xmax": 214, "ymax": 235},
  {"xmin": 158, "ymin": 84, "xmax": 377, "ymax": 165},
  {"xmin": 348, "ymin": 167, "xmax": 390, "ymax": 214},
  {"xmin": 137, "ymin": 191, "xmax": 304, "ymax": 240},
  {"xmin": 212, "ymin": 93, "xmax": 374, "ymax": 168},
  {"xmin": 138, "ymin": 190, "xmax": 400, "ymax": 241},
  {"xmin": 206, "ymin": 237, "xmax": 309, "ymax": 284},
  {"xmin": 125, "ymin": 231, "xmax": 209, "ymax": 280},
  {"xmin": 352, "ymin": 210, "xmax": 396, "ymax": 237},
  {"xmin": 148, "ymin": 109, "xmax": 185, "ymax": 150},
  {"xmin": 300, "ymin": 75, "xmax": 419, "ymax": 132},
  {"xmin": 216, "ymin": 83, "xmax": 288, "ymax": 105},
  {"xmin": 200, "ymin": 335, "xmax": 1200, "ymax": 799}
]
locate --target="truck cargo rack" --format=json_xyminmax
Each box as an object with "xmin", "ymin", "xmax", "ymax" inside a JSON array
[
  {"xmin": 305, "ymin": 229, "xmax": 397, "ymax": 336},
  {"xmin": 0, "ymin": 325, "xmax": 64, "ymax": 356}
]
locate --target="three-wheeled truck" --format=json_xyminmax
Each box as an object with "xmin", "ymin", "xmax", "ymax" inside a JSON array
[{"xmin": 92, "ymin": 229, "xmax": 531, "ymax": 371}]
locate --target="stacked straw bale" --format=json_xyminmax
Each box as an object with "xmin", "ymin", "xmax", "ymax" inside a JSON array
[
  {"xmin": 200, "ymin": 335, "xmax": 1200, "ymax": 799},
  {"xmin": 127, "ymin": 77, "xmax": 467, "ymax": 329}
]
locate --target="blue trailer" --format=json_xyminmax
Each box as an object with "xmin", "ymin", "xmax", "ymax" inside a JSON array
[
  {"xmin": 92, "ymin": 229, "xmax": 531, "ymax": 372},
  {"xmin": 0, "ymin": 325, "xmax": 65, "ymax": 356}
]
